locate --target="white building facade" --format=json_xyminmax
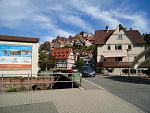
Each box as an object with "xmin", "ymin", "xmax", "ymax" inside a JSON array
[
  {"xmin": 95, "ymin": 25, "xmax": 145, "ymax": 75},
  {"xmin": 51, "ymin": 48, "xmax": 74, "ymax": 70}
]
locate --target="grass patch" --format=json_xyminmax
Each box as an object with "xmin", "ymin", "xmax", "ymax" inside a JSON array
[{"xmin": 5, "ymin": 87, "xmax": 18, "ymax": 92}]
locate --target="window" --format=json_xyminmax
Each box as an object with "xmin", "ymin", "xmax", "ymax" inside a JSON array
[
  {"xmin": 118, "ymin": 35, "xmax": 122, "ymax": 40},
  {"xmin": 115, "ymin": 57, "xmax": 122, "ymax": 62},
  {"xmin": 115, "ymin": 45, "xmax": 122, "ymax": 50},
  {"xmin": 128, "ymin": 45, "xmax": 131, "ymax": 50},
  {"xmin": 108, "ymin": 45, "xmax": 111, "ymax": 50}
]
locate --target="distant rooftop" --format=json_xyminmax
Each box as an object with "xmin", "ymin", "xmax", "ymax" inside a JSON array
[{"xmin": 51, "ymin": 48, "xmax": 72, "ymax": 60}]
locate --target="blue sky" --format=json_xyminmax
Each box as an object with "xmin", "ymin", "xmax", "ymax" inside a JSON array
[{"xmin": 0, "ymin": 0, "xmax": 150, "ymax": 43}]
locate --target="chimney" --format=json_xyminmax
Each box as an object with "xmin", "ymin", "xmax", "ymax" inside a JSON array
[
  {"xmin": 105, "ymin": 26, "xmax": 109, "ymax": 32},
  {"xmin": 119, "ymin": 24, "xmax": 123, "ymax": 31}
]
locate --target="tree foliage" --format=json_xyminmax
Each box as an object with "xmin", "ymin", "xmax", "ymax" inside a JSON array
[
  {"xmin": 143, "ymin": 33, "xmax": 150, "ymax": 46},
  {"xmin": 73, "ymin": 45, "xmax": 95, "ymax": 54},
  {"xmin": 38, "ymin": 42, "xmax": 56, "ymax": 71},
  {"xmin": 74, "ymin": 59, "xmax": 85, "ymax": 69}
]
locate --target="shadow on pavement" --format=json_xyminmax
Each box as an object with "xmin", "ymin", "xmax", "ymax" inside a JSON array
[
  {"xmin": 52, "ymin": 74, "xmax": 79, "ymax": 89},
  {"xmin": 106, "ymin": 76, "xmax": 150, "ymax": 85},
  {"xmin": 0, "ymin": 102, "xmax": 59, "ymax": 113}
]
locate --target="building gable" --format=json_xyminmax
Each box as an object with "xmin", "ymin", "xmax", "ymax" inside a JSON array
[
  {"xmin": 95, "ymin": 24, "xmax": 145, "ymax": 45},
  {"xmin": 106, "ymin": 26, "xmax": 132, "ymax": 45}
]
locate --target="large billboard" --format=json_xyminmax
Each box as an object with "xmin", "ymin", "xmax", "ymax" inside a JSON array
[{"xmin": 0, "ymin": 44, "xmax": 32, "ymax": 69}]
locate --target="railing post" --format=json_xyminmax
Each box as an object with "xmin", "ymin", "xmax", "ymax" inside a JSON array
[
  {"xmin": 72, "ymin": 79, "xmax": 73, "ymax": 88},
  {"xmin": 72, "ymin": 75, "xmax": 75, "ymax": 88},
  {"xmin": 50, "ymin": 83, "xmax": 52, "ymax": 90},
  {"xmin": 27, "ymin": 73, "xmax": 30, "ymax": 91},
  {"xmin": 80, "ymin": 73, "xmax": 82, "ymax": 87},
  {"xmin": 1, "ymin": 74, "xmax": 4, "ymax": 92}
]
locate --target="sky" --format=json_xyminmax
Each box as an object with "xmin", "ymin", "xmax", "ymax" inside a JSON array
[{"xmin": 0, "ymin": 0, "xmax": 150, "ymax": 43}]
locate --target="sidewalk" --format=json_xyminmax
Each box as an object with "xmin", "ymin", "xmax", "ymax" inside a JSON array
[
  {"xmin": 81, "ymin": 78, "xmax": 104, "ymax": 90},
  {"xmin": 0, "ymin": 88, "xmax": 144, "ymax": 113}
]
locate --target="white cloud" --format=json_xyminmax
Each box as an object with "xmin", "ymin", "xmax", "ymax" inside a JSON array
[
  {"xmin": 40, "ymin": 35, "xmax": 53, "ymax": 43},
  {"xmin": 0, "ymin": 0, "xmax": 34, "ymax": 21},
  {"xmin": 83, "ymin": 6, "xmax": 121, "ymax": 28},
  {"xmin": 67, "ymin": 1, "xmax": 121, "ymax": 28},
  {"xmin": 55, "ymin": 29, "xmax": 74, "ymax": 37},
  {"xmin": 109, "ymin": 10, "xmax": 149, "ymax": 32},
  {"xmin": 0, "ymin": 0, "xmax": 149, "ymax": 42},
  {"xmin": 68, "ymin": 0, "xmax": 149, "ymax": 32},
  {"xmin": 0, "ymin": 0, "xmax": 75, "ymax": 40},
  {"xmin": 60, "ymin": 14, "xmax": 94, "ymax": 32}
]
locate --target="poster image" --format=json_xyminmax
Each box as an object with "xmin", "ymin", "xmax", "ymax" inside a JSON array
[{"xmin": 0, "ymin": 44, "xmax": 32, "ymax": 69}]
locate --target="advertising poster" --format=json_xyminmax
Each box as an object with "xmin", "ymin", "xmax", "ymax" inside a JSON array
[{"xmin": 0, "ymin": 44, "xmax": 32, "ymax": 69}]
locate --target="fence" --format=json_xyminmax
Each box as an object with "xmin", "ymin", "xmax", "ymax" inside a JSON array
[{"xmin": 0, "ymin": 72, "xmax": 82, "ymax": 92}]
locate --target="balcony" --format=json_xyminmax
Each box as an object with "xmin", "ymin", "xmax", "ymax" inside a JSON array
[
  {"xmin": 102, "ymin": 50, "xmax": 126, "ymax": 57},
  {"xmin": 97, "ymin": 62, "xmax": 132, "ymax": 68},
  {"xmin": 97, "ymin": 62, "xmax": 150, "ymax": 68}
]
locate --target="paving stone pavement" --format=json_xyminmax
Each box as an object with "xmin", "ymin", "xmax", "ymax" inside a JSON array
[
  {"xmin": 0, "ymin": 88, "xmax": 144, "ymax": 113},
  {"xmin": 81, "ymin": 79, "xmax": 104, "ymax": 90}
]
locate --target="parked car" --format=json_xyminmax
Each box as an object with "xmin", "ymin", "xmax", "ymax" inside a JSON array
[{"xmin": 79, "ymin": 66, "xmax": 96, "ymax": 77}]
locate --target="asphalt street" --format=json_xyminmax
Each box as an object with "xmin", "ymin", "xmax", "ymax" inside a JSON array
[{"xmin": 85, "ymin": 74, "xmax": 150, "ymax": 113}]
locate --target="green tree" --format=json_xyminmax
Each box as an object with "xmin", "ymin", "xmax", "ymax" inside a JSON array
[
  {"xmin": 38, "ymin": 50, "xmax": 47, "ymax": 71},
  {"xmin": 38, "ymin": 42, "xmax": 56, "ymax": 71},
  {"xmin": 74, "ymin": 59, "xmax": 85, "ymax": 69},
  {"xmin": 47, "ymin": 56, "xmax": 56, "ymax": 69},
  {"xmin": 143, "ymin": 33, "xmax": 150, "ymax": 46}
]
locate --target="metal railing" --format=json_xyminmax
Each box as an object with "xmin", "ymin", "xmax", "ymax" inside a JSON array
[{"xmin": 0, "ymin": 72, "xmax": 82, "ymax": 92}]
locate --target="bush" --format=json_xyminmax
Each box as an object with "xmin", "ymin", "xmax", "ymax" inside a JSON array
[
  {"xmin": 96, "ymin": 67, "xmax": 104, "ymax": 73},
  {"xmin": 5, "ymin": 87, "xmax": 18, "ymax": 92}
]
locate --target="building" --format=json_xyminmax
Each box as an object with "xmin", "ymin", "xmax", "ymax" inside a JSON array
[
  {"xmin": 51, "ymin": 35, "xmax": 67, "ymax": 48},
  {"xmin": 95, "ymin": 24, "xmax": 145, "ymax": 75},
  {"xmin": 51, "ymin": 48, "xmax": 74, "ymax": 69},
  {"xmin": 0, "ymin": 35, "xmax": 39, "ymax": 77},
  {"xmin": 85, "ymin": 34, "xmax": 95, "ymax": 46}
]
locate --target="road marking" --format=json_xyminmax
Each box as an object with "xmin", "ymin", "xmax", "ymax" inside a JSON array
[{"xmin": 82, "ymin": 79, "xmax": 104, "ymax": 90}]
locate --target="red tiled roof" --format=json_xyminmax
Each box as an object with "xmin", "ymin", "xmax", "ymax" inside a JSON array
[
  {"xmin": 95, "ymin": 30, "xmax": 114, "ymax": 44},
  {"xmin": 51, "ymin": 48, "xmax": 72, "ymax": 60},
  {"xmin": 95, "ymin": 29, "xmax": 145, "ymax": 45}
]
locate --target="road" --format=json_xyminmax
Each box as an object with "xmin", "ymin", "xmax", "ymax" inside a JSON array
[{"xmin": 84, "ymin": 74, "xmax": 150, "ymax": 113}]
